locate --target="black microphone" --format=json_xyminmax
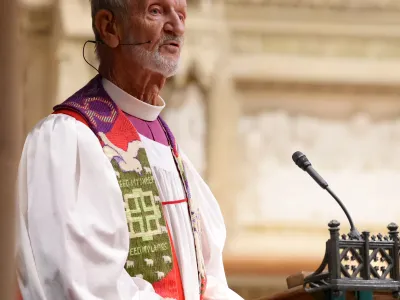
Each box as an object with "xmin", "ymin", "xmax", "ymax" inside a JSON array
[
  {"xmin": 292, "ymin": 151, "xmax": 361, "ymax": 239},
  {"xmin": 292, "ymin": 151, "xmax": 328, "ymax": 189},
  {"xmin": 120, "ymin": 41, "xmax": 152, "ymax": 46}
]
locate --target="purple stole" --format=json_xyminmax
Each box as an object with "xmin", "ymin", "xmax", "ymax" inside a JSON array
[{"xmin": 53, "ymin": 75, "xmax": 207, "ymax": 299}]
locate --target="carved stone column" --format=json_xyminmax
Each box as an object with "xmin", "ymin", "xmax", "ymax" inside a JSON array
[
  {"xmin": 189, "ymin": 2, "xmax": 240, "ymax": 252},
  {"xmin": 207, "ymin": 62, "xmax": 240, "ymax": 253},
  {"xmin": 163, "ymin": 1, "xmax": 240, "ymax": 251},
  {"xmin": 20, "ymin": 2, "xmax": 56, "ymax": 135},
  {"xmin": 55, "ymin": 0, "xmax": 96, "ymax": 104},
  {"xmin": 0, "ymin": 0, "xmax": 22, "ymax": 298}
]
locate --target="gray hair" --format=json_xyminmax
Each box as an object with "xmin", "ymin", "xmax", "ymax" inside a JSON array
[{"xmin": 90, "ymin": 0, "xmax": 130, "ymax": 41}]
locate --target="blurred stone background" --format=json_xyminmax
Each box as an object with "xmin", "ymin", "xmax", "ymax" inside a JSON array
[{"xmin": 17, "ymin": 0, "xmax": 400, "ymax": 298}]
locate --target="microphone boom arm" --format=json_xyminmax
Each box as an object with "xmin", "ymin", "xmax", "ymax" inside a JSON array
[{"xmin": 325, "ymin": 186, "xmax": 360, "ymax": 239}]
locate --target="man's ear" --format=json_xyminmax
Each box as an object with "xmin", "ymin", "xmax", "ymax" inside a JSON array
[{"xmin": 94, "ymin": 9, "xmax": 120, "ymax": 48}]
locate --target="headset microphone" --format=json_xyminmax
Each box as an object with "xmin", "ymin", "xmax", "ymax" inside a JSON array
[
  {"xmin": 119, "ymin": 40, "xmax": 152, "ymax": 46},
  {"xmin": 82, "ymin": 39, "xmax": 152, "ymax": 72},
  {"xmin": 87, "ymin": 40, "xmax": 152, "ymax": 46}
]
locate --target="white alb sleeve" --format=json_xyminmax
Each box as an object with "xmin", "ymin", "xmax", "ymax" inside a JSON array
[{"xmin": 17, "ymin": 114, "xmax": 164, "ymax": 300}]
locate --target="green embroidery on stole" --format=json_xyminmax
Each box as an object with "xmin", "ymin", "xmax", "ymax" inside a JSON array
[{"xmin": 101, "ymin": 135, "xmax": 173, "ymax": 283}]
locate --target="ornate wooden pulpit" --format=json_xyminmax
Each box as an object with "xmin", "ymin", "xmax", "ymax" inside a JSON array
[{"xmin": 257, "ymin": 221, "xmax": 400, "ymax": 300}]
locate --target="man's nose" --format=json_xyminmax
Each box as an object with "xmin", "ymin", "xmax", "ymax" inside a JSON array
[{"xmin": 163, "ymin": 13, "xmax": 185, "ymax": 36}]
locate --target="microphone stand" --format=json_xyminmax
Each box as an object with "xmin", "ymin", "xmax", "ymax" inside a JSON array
[
  {"xmin": 292, "ymin": 151, "xmax": 361, "ymax": 240},
  {"xmin": 325, "ymin": 186, "xmax": 361, "ymax": 239}
]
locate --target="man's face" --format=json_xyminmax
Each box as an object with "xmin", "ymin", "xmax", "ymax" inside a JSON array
[{"xmin": 123, "ymin": 0, "xmax": 187, "ymax": 77}]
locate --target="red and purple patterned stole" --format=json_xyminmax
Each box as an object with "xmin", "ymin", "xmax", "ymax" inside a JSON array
[{"xmin": 53, "ymin": 75, "xmax": 207, "ymax": 299}]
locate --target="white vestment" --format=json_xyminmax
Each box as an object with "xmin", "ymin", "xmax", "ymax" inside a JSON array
[{"xmin": 17, "ymin": 80, "xmax": 243, "ymax": 300}]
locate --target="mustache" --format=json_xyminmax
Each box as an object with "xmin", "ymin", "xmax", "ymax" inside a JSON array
[
  {"xmin": 157, "ymin": 35, "xmax": 184, "ymax": 46},
  {"xmin": 124, "ymin": 33, "xmax": 184, "ymax": 47}
]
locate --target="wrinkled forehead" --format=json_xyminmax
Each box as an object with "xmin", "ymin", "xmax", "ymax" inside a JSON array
[{"xmin": 131, "ymin": 0, "xmax": 187, "ymax": 10}]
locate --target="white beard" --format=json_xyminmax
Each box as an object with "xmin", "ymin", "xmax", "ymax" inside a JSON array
[
  {"xmin": 133, "ymin": 47, "xmax": 180, "ymax": 78},
  {"xmin": 126, "ymin": 33, "xmax": 182, "ymax": 78}
]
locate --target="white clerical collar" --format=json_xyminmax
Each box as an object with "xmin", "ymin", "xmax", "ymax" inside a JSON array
[{"xmin": 102, "ymin": 78, "xmax": 165, "ymax": 121}]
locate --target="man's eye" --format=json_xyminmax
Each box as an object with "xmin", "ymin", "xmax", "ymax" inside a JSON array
[{"xmin": 150, "ymin": 8, "xmax": 161, "ymax": 15}]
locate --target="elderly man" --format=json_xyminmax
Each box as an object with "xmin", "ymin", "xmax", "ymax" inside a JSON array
[{"xmin": 16, "ymin": 0, "xmax": 243, "ymax": 300}]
